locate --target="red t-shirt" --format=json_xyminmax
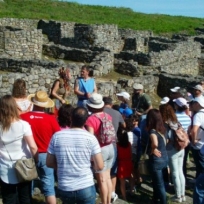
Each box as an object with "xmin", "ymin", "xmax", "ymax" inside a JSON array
[{"xmin": 21, "ymin": 112, "xmax": 60, "ymax": 153}]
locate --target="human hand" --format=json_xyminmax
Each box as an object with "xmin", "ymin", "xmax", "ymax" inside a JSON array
[
  {"xmin": 86, "ymin": 93, "xmax": 91, "ymax": 98},
  {"xmin": 152, "ymin": 148, "xmax": 161, "ymax": 157},
  {"xmin": 61, "ymin": 99, "xmax": 66, "ymax": 104}
]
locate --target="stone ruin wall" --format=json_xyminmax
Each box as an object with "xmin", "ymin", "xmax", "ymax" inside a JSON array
[
  {"xmin": 0, "ymin": 27, "xmax": 43, "ymax": 59},
  {"xmin": 0, "ymin": 18, "xmax": 204, "ymax": 103}
]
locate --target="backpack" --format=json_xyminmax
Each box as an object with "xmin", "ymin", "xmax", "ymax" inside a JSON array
[
  {"xmin": 171, "ymin": 123, "xmax": 190, "ymax": 151},
  {"xmin": 94, "ymin": 113, "xmax": 116, "ymax": 145}
]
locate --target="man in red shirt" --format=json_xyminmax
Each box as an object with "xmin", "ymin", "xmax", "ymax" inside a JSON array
[{"xmin": 21, "ymin": 91, "xmax": 60, "ymax": 204}]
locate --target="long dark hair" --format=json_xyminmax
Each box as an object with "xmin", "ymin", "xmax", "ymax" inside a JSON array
[
  {"xmin": 117, "ymin": 130, "xmax": 130, "ymax": 148},
  {"xmin": 159, "ymin": 104, "xmax": 178, "ymax": 123},
  {"xmin": 146, "ymin": 109, "xmax": 166, "ymax": 135}
]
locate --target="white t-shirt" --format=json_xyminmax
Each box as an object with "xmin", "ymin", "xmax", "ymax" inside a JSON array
[
  {"xmin": 0, "ymin": 120, "xmax": 33, "ymax": 184},
  {"xmin": 192, "ymin": 109, "xmax": 204, "ymax": 149},
  {"xmin": 127, "ymin": 131, "xmax": 138, "ymax": 155},
  {"xmin": 48, "ymin": 129, "xmax": 101, "ymax": 191}
]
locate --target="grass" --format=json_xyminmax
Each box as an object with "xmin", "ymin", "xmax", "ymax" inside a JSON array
[{"xmin": 0, "ymin": 0, "xmax": 203, "ymax": 35}]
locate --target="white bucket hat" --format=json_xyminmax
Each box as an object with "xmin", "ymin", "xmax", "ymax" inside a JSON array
[{"xmin": 86, "ymin": 93, "xmax": 104, "ymax": 109}]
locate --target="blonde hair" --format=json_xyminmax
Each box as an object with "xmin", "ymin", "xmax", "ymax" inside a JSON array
[{"xmin": 0, "ymin": 95, "xmax": 20, "ymax": 131}]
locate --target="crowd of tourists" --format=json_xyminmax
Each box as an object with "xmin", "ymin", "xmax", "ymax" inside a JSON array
[{"xmin": 0, "ymin": 65, "xmax": 204, "ymax": 204}]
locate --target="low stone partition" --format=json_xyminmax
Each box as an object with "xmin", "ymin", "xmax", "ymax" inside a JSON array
[
  {"xmin": 157, "ymin": 73, "xmax": 203, "ymax": 97},
  {"xmin": 43, "ymin": 44, "xmax": 114, "ymax": 75}
]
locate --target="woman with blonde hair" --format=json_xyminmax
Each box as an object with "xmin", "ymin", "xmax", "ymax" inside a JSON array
[
  {"xmin": 12, "ymin": 79, "xmax": 33, "ymax": 114},
  {"xmin": 0, "ymin": 95, "xmax": 38, "ymax": 204}
]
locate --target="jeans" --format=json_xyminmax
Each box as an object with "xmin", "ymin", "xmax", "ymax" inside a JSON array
[
  {"xmin": 37, "ymin": 153, "xmax": 55, "ymax": 196},
  {"xmin": 0, "ymin": 179, "xmax": 32, "ymax": 204},
  {"xmin": 168, "ymin": 148, "xmax": 185, "ymax": 197},
  {"xmin": 191, "ymin": 148, "xmax": 204, "ymax": 178},
  {"xmin": 150, "ymin": 158, "xmax": 168, "ymax": 204},
  {"xmin": 193, "ymin": 173, "xmax": 204, "ymax": 204},
  {"xmin": 183, "ymin": 144, "xmax": 191, "ymax": 178},
  {"xmin": 58, "ymin": 185, "xmax": 96, "ymax": 204}
]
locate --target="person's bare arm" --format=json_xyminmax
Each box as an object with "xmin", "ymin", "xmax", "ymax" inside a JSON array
[
  {"xmin": 46, "ymin": 153, "xmax": 57, "ymax": 170},
  {"xmin": 150, "ymin": 133, "xmax": 161, "ymax": 157},
  {"xmin": 144, "ymin": 105, "xmax": 153, "ymax": 114},
  {"xmin": 190, "ymin": 125, "xmax": 200, "ymax": 145},
  {"xmin": 74, "ymin": 79, "xmax": 86, "ymax": 97},
  {"xmin": 86, "ymin": 126, "xmax": 95, "ymax": 135},
  {"xmin": 92, "ymin": 153, "xmax": 104, "ymax": 171},
  {"xmin": 93, "ymin": 81, "xmax": 97, "ymax": 93},
  {"xmin": 51, "ymin": 81, "xmax": 66, "ymax": 104},
  {"xmin": 24, "ymin": 135, "xmax": 38, "ymax": 162}
]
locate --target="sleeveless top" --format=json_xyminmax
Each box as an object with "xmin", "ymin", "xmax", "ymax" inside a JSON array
[
  {"xmin": 77, "ymin": 77, "xmax": 95, "ymax": 99},
  {"xmin": 149, "ymin": 129, "xmax": 168, "ymax": 161}
]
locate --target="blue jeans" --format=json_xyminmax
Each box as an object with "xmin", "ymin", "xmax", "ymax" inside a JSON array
[
  {"xmin": 58, "ymin": 185, "xmax": 96, "ymax": 204},
  {"xmin": 150, "ymin": 158, "xmax": 168, "ymax": 204},
  {"xmin": 191, "ymin": 148, "xmax": 204, "ymax": 178},
  {"xmin": 168, "ymin": 148, "xmax": 185, "ymax": 197},
  {"xmin": 37, "ymin": 153, "xmax": 55, "ymax": 196},
  {"xmin": 193, "ymin": 173, "xmax": 204, "ymax": 204}
]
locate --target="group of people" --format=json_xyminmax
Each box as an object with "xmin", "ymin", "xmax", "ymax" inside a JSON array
[{"xmin": 0, "ymin": 64, "xmax": 204, "ymax": 204}]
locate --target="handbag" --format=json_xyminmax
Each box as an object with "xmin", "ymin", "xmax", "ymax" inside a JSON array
[
  {"xmin": 15, "ymin": 157, "xmax": 38, "ymax": 182},
  {"xmin": 138, "ymin": 138, "xmax": 150, "ymax": 176},
  {"xmin": 1, "ymin": 133, "xmax": 38, "ymax": 183}
]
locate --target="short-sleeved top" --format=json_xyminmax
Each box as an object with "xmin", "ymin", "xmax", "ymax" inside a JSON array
[
  {"xmin": 47, "ymin": 129, "xmax": 101, "ymax": 191},
  {"xmin": 76, "ymin": 77, "xmax": 95, "ymax": 100},
  {"xmin": 127, "ymin": 131, "xmax": 138, "ymax": 155},
  {"xmin": 103, "ymin": 107, "xmax": 125, "ymax": 133},
  {"xmin": 132, "ymin": 93, "xmax": 152, "ymax": 113},
  {"xmin": 0, "ymin": 120, "xmax": 32, "ymax": 184},
  {"xmin": 85, "ymin": 112, "xmax": 114, "ymax": 146},
  {"xmin": 192, "ymin": 109, "xmax": 204, "ymax": 150},
  {"xmin": 21, "ymin": 112, "xmax": 60, "ymax": 153}
]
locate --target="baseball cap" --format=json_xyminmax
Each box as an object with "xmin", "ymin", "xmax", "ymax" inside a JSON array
[
  {"xmin": 121, "ymin": 108, "xmax": 133, "ymax": 117},
  {"xmin": 173, "ymin": 97, "xmax": 188, "ymax": 107},
  {"xmin": 133, "ymin": 83, "xmax": 143, "ymax": 90},
  {"xmin": 193, "ymin": 84, "xmax": 203, "ymax": 92},
  {"xmin": 116, "ymin": 92, "xmax": 130, "ymax": 100},
  {"xmin": 192, "ymin": 96, "xmax": 204, "ymax": 108},
  {"xmin": 160, "ymin": 97, "xmax": 170, "ymax": 104},
  {"xmin": 170, "ymin": 86, "xmax": 180, "ymax": 92}
]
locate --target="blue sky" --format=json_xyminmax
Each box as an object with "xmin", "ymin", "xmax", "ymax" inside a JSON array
[{"xmin": 64, "ymin": 0, "xmax": 204, "ymax": 18}]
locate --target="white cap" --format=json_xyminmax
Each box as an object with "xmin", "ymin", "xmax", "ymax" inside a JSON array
[
  {"xmin": 193, "ymin": 85, "xmax": 203, "ymax": 92},
  {"xmin": 173, "ymin": 97, "xmax": 188, "ymax": 107},
  {"xmin": 170, "ymin": 86, "xmax": 180, "ymax": 92},
  {"xmin": 192, "ymin": 96, "xmax": 204, "ymax": 108},
  {"xmin": 133, "ymin": 83, "xmax": 143, "ymax": 90},
  {"xmin": 116, "ymin": 92, "xmax": 130, "ymax": 100},
  {"xmin": 160, "ymin": 97, "xmax": 170, "ymax": 104}
]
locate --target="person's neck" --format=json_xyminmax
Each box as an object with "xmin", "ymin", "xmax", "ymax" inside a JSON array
[
  {"xmin": 33, "ymin": 106, "xmax": 45, "ymax": 112},
  {"xmin": 71, "ymin": 126, "xmax": 84, "ymax": 129},
  {"xmin": 104, "ymin": 105, "xmax": 112, "ymax": 108}
]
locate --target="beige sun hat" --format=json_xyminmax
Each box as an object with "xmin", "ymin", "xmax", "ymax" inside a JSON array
[{"xmin": 27, "ymin": 91, "xmax": 54, "ymax": 108}]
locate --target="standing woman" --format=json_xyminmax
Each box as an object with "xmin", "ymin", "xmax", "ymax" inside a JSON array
[
  {"xmin": 146, "ymin": 109, "xmax": 168, "ymax": 204},
  {"xmin": 12, "ymin": 79, "xmax": 33, "ymax": 115},
  {"xmin": 0, "ymin": 95, "xmax": 38, "ymax": 204},
  {"xmin": 50, "ymin": 67, "xmax": 71, "ymax": 115}
]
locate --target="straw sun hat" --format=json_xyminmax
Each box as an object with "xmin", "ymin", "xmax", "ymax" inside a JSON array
[{"xmin": 27, "ymin": 91, "xmax": 54, "ymax": 108}]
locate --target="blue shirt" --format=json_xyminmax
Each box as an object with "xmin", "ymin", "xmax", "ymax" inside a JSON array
[{"xmin": 78, "ymin": 77, "xmax": 95, "ymax": 99}]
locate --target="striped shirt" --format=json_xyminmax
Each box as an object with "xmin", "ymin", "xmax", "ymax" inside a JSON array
[
  {"xmin": 175, "ymin": 111, "xmax": 191, "ymax": 132},
  {"xmin": 48, "ymin": 129, "xmax": 101, "ymax": 191}
]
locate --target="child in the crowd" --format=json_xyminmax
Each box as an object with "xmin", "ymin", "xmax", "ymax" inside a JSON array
[
  {"xmin": 121, "ymin": 107, "xmax": 133, "ymax": 119},
  {"xmin": 117, "ymin": 130, "xmax": 134, "ymax": 201},
  {"xmin": 116, "ymin": 91, "xmax": 130, "ymax": 110},
  {"xmin": 125, "ymin": 117, "xmax": 138, "ymax": 192},
  {"xmin": 131, "ymin": 115, "xmax": 142, "ymax": 186}
]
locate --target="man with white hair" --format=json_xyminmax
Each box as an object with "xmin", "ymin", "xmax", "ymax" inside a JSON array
[{"xmin": 132, "ymin": 83, "xmax": 152, "ymax": 116}]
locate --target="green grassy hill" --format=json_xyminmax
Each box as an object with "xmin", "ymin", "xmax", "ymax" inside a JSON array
[{"xmin": 0, "ymin": 0, "xmax": 204, "ymax": 34}]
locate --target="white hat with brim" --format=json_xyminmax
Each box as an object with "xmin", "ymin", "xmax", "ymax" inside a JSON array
[
  {"xmin": 133, "ymin": 83, "xmax": 143, "ymax": 90},
  {"xmin": 173, "ymin": 97, "xmax": 188, "ymax": 107},
  {"xmin": 116, "ymin": 92, "xmax": 130, "ymax": 100},
  {"xmin": 28, "ymin": 91, "xmax": 54, "ymax": 108},
  {"xmin": 193, "ymin": 85, "xmax": 203, "ymax": 92},
  {"xmin": 86, "ymin": 93, "xmax": 104, "ymax": 109},
  {"xmin": 170, "ymin": 86, "xmax": 180, "ymax": 92},
  {"xmin": 160, "ymin": 97, "xmax": 170, "ymax": 104},
  {"xmin": 192, "ymin": 96, "xmax": 204, "ymax": 108}
]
